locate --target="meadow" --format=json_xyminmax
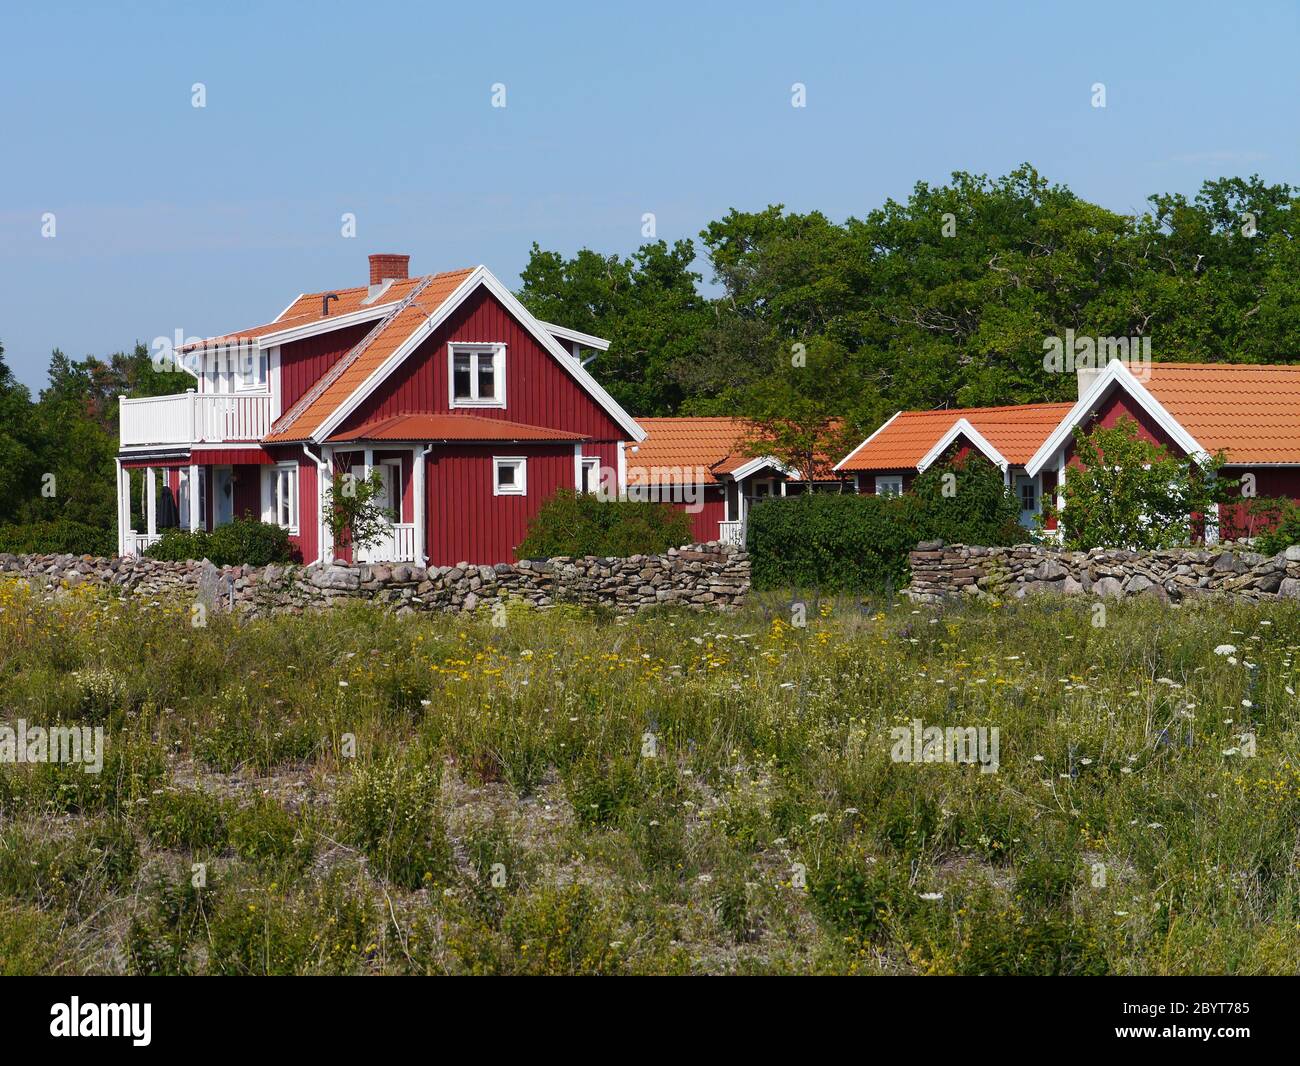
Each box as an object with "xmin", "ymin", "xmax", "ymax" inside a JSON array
[{"xmin": 2, "ymin": 577, "xmax": 1299, "ymax": 976}]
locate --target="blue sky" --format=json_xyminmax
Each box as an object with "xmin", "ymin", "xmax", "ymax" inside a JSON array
[{"xmin": 2, "ymin": 0, "xmax": 1297, "ymax": 390}]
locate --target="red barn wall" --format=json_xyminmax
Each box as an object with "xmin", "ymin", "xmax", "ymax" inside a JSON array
[
  {"xmin": 665, "ymin": 483, "xmax": 725, "ymax": 542},
  {"xmin": 338, "ymin": 287, "xmax": 627, "ymax": 443},
  {"xmin": 425, "ymin": 443, "xmax": 576, "ymax": 565},
  {"xmin": 278, "ymin": 323, "xmax": 373, "ymax": 413}
]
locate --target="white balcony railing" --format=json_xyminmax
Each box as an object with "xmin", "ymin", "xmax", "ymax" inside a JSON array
[
  {"xmin": 718, "ymin": 520, "xmax": 744, "ymax": 546},
  {"xmin": 120, "ymin": 391, "xmax": 272, "ymax": 447},
  {"xmin": 123, "ymin": 531, "xmax": 162, "ymax": 556},
  {"xmin": 358, "ymin": 523, "xmax": 418, "ymax": 563}
]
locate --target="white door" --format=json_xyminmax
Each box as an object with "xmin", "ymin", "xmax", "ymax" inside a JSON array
[{"xmin": 1015, "ymin": 474, "xmax": 1039, "ymax": 528}]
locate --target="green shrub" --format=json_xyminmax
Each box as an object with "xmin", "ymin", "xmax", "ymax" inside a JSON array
[
  {"xmin": 1252, "ymin": 499, "xmax": 1300, "ymax": 555},
  {"xmin": 518, "ymin": 488, "xmax": 694, "ymax": 558},
  {"xmin": 336, "ymin": 756, "xmax": 450, "ymax": 890},
  {"xmin": 146, "ymin": 516, "xmax": 293, "ymax": 566},
  {"xmin": 0, "ymin": 519, "xmax": 114, "ymax": 557},
  {"xmin": 143, "ymin": 789, "xmax": 229, "ymax": 852},
  {"xmin": 228, "ymin": 797, "xmax": 312, "ymax": 867},
  {"xmin": 748, "ymin": 456, "xmax": 1025, "ymax": 591}
]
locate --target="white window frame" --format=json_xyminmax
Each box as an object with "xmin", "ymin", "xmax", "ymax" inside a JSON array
[
  {"xmin": 875, "ymin": 475, "xmax": 903, "ymax": 497},
  {"xmin": 449, "ymin": 343, "xmax": 506, "ymax": 409},
  {"xmin": 263, "ymin": 462, "xmax": 299, "ymax": 532},
  {"xmin": 235, "ymin": 347, "xmax": 270, "ymax": 392},
  {"xmin": 493, "ymin": 456, "xmax": 527, "ymax": 497},
  {"xmin": 578, "ymin": 456, "xmax": 600, "ymax": 494}
]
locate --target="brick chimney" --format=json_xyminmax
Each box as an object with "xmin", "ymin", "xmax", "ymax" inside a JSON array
[{"xmin": 368, "ymin": 253, "xmax": 410, "ymax": 286}]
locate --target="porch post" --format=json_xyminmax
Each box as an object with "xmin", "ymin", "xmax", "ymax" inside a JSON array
[
  {"xmin": 188, "ymin": 462, "xmax": 201, "ymax": 531},
  {"xmin": 115, "ymin": 458, "xmax": 126, "ymax": 556},
  {"xmin": 413, "ymin": 444, "xmax": 428, "ymax": 567},
  {"xmin": 145, "ymin": 466, "xmax": 157, "ymax": 539},
  {"xmin": 1056, "ymin": 459, "xmax": 1067, "ymax": 539},
  {"xmin": 321, "ymin": 445, "xmax": 334, "ymax": 564}
]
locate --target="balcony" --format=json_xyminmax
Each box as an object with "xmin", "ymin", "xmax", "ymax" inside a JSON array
[{"xmin": 120, "ymin": 390, "xmax": 273, "ymax": 448}]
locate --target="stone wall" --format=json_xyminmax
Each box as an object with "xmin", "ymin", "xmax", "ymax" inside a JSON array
[
  {"xmin": 0, "ymin": 544, "xmax": 750, "ymax": 617},
  {"xmin": 906, "ymin": 540, "xmax": 1300, "ymax": 604}
]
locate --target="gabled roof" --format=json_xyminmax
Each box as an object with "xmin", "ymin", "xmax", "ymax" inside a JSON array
[
  {"xmin": 203, "ymin": 262, "xmax": 646, "ymax": 445},
  {"xmin": 836, "ymin": 403, "xmax": 1074, "ymax": 472},
  {"xmin": 1142, "ymin": 362, "xmax": 1300, "ymax": 464},
  {"xmin": 266, "ymin": 270, "xmax": 475, "ymax": 442},
  {"xmin": 631, "ymin": 417, "xmax": 833, "ymax": 486},
  {"xmin": 326, "ymin": 413, "xmax": 588, "ymax": 443}
]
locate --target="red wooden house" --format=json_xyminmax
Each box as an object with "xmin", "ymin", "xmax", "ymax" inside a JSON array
[
  {"xmin": 835, "ymin": 359, "xmax": 1300, "ymax": 539},
  {"xmin": 116, "ymin": 254, "xmax": 645, "ymax": 565}
]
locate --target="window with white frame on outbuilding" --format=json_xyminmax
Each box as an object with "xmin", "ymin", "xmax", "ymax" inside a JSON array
[{"xmin": 493, "ymin": 457, "xmax": 526, "ymax": 496}]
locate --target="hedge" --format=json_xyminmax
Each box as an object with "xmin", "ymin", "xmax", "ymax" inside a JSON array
[
  {"xmin": 145, "ymin": 517, "xmax": 296, "ymax": 567},
  {"xmin": 518, "ymin": 489, "xmax": 694, "ymax": 559},
  {"xmin": 0, "ymin": 519, "xmax": 115, "ymax": 557},
  {"xmin": 748, "ymin": 457, "xmax": 1026, "ymax": 592}
]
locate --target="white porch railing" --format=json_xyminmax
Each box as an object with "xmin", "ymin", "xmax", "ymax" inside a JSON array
[
  {"xmin": 120, "ymin": 391, "xmax": 272, "ymax": 447},
  {"xmin": 359, "ymin": 523, "xmax": 418, "ymax": 563},
  {"xmin": 718, "ymin": 520, "xmax": 744, "ymax": 546},
  {"xmin": 123, "ymin": 532, "xmax": 162, "ymax": 556}
]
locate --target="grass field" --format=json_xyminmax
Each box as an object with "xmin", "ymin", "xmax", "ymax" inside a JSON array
[{"xmin": 3, "ymin": 577, "xmax": 1300, "ymax": 975}]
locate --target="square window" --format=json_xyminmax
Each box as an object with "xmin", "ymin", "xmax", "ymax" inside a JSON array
[
  {"xmin": 875, "ymin": 475, "xmax": 903, "ymax": 497},
  {"xmin": 494, "ymin": 457, "xmax": 526, "ymax": 496},
  {"xmin": 449, "ymin": 344, "xmax": 505, "ymax": 407}
]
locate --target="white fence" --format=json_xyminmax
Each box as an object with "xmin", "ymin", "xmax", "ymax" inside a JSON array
[
  {"xmin": 358, "ymin": 523, "xmax": 418, "ymax": 563},
  {"xmin": 718, "ymin": 520, "xmax": 744, "ymax": 546},
  {"xmin": 120, "ymin": 392, "xmax": 272, "ymax": 447}
]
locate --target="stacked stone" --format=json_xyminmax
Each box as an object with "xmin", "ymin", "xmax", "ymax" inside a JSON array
[
  {"xmin": 0, "ymin": 542, "xmax": 750, "ymax": 618},
  {"xmin": 905, "ymin": 541, "xmax": 1300, "ymax": 605}
]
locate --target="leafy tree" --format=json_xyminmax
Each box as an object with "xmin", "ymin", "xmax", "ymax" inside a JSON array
[
  {"xmin": 1044, "ymin": 418, "xmax": 1229, "ymax": 550},
  {"xmin": 324, "ymin": 470, "xmax": 394, "ymax": 555}
]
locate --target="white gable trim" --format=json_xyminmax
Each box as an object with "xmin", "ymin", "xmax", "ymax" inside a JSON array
[
  {"xmin": 917, "ymin": 418, "xmax": 1009, "ymax": 472},
  {"xmin": 1025, "ymin": 359, "xmax": 1206, "ymax": 477},
  {"xmin": 311, "ymin": 267, "xmax": 646, "ymax": 443},
  {"xmin": 833, "ymin": 411, "xmax": 901, "ymax": 471},
  {"xmin": 727, "ymin": 455, "xmax": 799, "ymax": 481},
  {"xmin": 273, "ymin": 294, "xmax": 306, "ymax": 322},
  {"xmin": 538, "ymin": 320, "xmax": 611, "ymax": 352},
  {"xmin": 254, "ymin": 302, "xmax": 397, "ymax": 349}
]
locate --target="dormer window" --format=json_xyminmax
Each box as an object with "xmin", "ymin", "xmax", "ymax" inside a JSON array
[{"xmin": 449, "ymin": 343, "xmax": 506, "ymax": 408}]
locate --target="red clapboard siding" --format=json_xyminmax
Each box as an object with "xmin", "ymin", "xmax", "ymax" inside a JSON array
[
  {"xmin": 339, "ymin": 287, "xmax": 626, "ymax": 442},
  {"xmin": 233, "ymin": 464, "xmax": 260, "ymax": 522},
  {"xmin": 279, "ymin": 322, "xmax": 374, "ymax": 412},
  {"xmin": 666, "ymin": 483, "xmax": 725, "ymax": 542},
  {"xmin": 294, "ymin": 457, "xmax": 318, "ymax": 564},
  {"xmin": 425, "ymin": 443, "xmax": 575, "ymax": 565}
]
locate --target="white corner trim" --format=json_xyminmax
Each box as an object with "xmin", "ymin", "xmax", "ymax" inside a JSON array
[
  {"xmin": 537, "ymin": 320, "xmax": 611, "ymax": 352},
  {"xmin": 918, "ymin": 418, "xmax": 1009, "ymax": 472},
  {"xmin": 833, "ymin": 411, "xmax": 901, "ymax": 471},
  {"xmin": 1025, "ymin": 359, "xmax": 1206, "ymax": 477}
]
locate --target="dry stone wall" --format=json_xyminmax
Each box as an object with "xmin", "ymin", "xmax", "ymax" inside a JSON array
[
  {"xmin": 907, "ymin": 540, "xmax": 1300, "ymax": 605},
  {"xmin": 0, "ymin": 544, "xmax": 750, "ymax": 617}
]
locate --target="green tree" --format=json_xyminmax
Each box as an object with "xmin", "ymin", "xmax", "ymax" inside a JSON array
[{"xmin": 1044, "ymin": 418, "xmax": 1229, "ymax": 550}]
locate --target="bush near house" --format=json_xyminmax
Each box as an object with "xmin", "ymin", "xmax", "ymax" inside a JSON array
[
  {"xmin": 145, "ymin": 516, "xmax": 295, "ymax": 567},
  {"xmin": 518, "ymin": 488, "xmax": 694, "ymax": 559},
  {"xmin": 0, "ymin": 519, "xmax": 114, "ymax": 557},
  {"xmin": 748, "ymin": 456, "xmax": 1025, "ymax": 592}
]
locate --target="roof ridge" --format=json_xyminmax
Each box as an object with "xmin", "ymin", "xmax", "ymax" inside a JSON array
[{"xmin": 268, "ymin": 274, "xmax": 438, "ymax": 440}]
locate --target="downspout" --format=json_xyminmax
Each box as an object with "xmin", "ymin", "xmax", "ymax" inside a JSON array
[
  {"xmin": 302, "ymin": 442, "xmax": 330, "ymax": 566},
  {"xmin": 416, "ymin": 442, "xmax": 434, "ymax": 567}
]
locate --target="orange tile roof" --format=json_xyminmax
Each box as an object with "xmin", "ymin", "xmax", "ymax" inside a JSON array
[
  {"xmin": 264, "ymin": 268, "xmax": 475, "ymax": 443},
  {"xmin": 631, "ymin": 417, "xmax": 842, "ymax": 485},
  {"xmin": 1141, "ymin": 362, "xmax": 1300, "ymax": 464},
  {"xmin": 178, "ymin": 277, "xmax": 429, "ymax": 352},
  {"xmin": 838, "ymin": 403, "xmax": 1074, "ymax": 472},
  {"xmin": 326, "ymin": 413, "xmax": 588, "ymax": 443}
]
